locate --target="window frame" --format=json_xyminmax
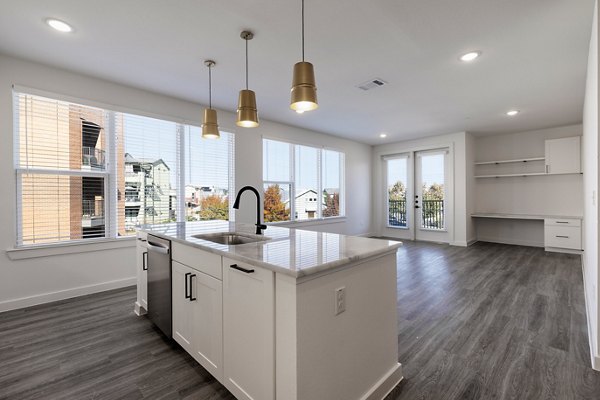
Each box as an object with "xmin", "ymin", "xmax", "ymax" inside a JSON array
[
  {"xmin": 262, "ymin": 137, "xmax": 345, "ymax": 224},
  {"xmin": 13, "ymin": 89, "xmax": 235, "ymax": 248}
]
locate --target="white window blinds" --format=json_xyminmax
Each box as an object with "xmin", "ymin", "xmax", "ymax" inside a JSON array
[{"xmin": 13, "ymin": 91, "xmax": 235, "ymax": 246}]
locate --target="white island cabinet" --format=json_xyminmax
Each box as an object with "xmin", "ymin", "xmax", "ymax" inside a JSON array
[
  {"xmin": 139, "ymin": 221, "xmax": 403, "ymax": 400},
  {"xmin": 223, "ymin": 258, "xmax": 274, "ymax": 400}
]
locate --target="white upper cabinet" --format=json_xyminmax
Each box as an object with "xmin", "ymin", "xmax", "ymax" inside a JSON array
[{"xmin": 545, "ymin": 136, "xmax": 581, "ymax": 175}]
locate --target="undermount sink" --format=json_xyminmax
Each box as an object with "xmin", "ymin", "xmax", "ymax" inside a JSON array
[{"xmin": 192, "ymin": 232, "xmax": 270, "ymax": 245}]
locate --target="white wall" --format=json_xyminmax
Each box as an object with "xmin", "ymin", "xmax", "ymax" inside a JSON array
[
  {"xmin": 0, "ymin": 54, "xmax": 372, "ymax": 312},
  {"xmin": 583, "ymin": 0, "xmax": 600, "ymax": 370},
  {"xmin": 372, "ymin": 131, "xmax": 469, "ymax": 246},
  {"xmin": 473, "ymin": 125, "xmax": 584, "ymax": 247}
]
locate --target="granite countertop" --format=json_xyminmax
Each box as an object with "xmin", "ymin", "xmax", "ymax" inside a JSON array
[{"xmin": 140, "ymin": 221, "xmax": 401, "ymax": 278}]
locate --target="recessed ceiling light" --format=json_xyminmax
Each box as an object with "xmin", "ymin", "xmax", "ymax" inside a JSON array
[
  {"xmin": 459, "ymin": 51, "xmax": 481, "ymax": 62},
  {"xmin": 46, "ymin": 18, "xmax": 73, "ymax": 33},
  {"xmin": 506, "ymin": 110, "xmax": 520, "ymax": 116},
  {"xmin": 379, "ymin": 133, "xmax": 387, "ymax": 138}
]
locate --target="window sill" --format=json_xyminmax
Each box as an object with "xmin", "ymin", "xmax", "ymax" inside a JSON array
[
  {"xmin": 387, "ymin": 225, "xmax": 409, "ymax": 230},
  {"xmin": 6, "ymin": 237, "xmax": 136, "ymax": 260},
  {"xmin": 267, "ymin": 216, "xmax": 347, "ymax": 228}
]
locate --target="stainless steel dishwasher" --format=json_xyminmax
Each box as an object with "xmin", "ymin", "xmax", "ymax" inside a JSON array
[{"xmin": 146, "ymin": 234, "xmax": 172, "ymax": 338}]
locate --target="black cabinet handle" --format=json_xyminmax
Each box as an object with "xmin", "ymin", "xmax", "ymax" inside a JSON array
[
  {"xmin": 556, "ymin": 235, "xmax": 569, "ymax": 238},
  {"xmin": 556, "ymin": 221, "xmax": 569, "ymax": 224},
  {"xmin": 142, "ymin": 252, "xmax": 148, "ymax": 271},
  {"xmin": 185, "ymin": 272, "xmax": 191, "ymax": 299},
  {"xmin": 230, "ymin": 264, "xmax": 255, "ymax": 274},
  {"xmin": 189, "ymin": 274, "xmax": 197, "ymax": 301}
]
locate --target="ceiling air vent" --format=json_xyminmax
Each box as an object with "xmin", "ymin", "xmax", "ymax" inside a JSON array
[{"xmin": 357, "ymin": 78, "xmax": 388, "ymax": 91}]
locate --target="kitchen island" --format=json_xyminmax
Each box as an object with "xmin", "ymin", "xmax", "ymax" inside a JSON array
[{"xmin": 135, "ymin": 221, "xmax": 402, "ymax": 400}]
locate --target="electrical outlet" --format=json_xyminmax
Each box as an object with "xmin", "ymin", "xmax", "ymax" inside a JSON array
[{"xmin": 335, "ymin": 287, "xmax": 346, "ymax": 315}]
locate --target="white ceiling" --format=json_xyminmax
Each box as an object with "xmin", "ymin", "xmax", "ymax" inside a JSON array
[{"xmin": 0, "ymin": 0, "xmax": 594, "ymax": 144}]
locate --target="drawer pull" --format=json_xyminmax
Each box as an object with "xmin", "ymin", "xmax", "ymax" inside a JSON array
[
  {"xmin": 556, "ymin": 221, "xmax": 569, "ymax": 224},
  {"xmin": 230, "ymin": 264, "xmax": 255, "ymax": 274},
  {"xmin": 556, "ymin": 235, "xmax": 569, "ymax": 238}
]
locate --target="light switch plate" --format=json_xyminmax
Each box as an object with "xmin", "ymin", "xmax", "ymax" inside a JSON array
[{"xmin": 335, "ymin": 286, "xmax": 346, "ymax": 315}]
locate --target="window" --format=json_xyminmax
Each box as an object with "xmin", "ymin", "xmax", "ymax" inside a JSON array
[
  {"xmin": 14, "ymin": 92, "xmax": 234, "ymax": 246},
  {"xmin": 262, "ymin": 138, "xmax": 344, "ymax": 222}
]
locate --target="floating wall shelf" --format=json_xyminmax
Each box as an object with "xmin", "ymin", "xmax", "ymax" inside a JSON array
[
  {"xmin": 474, "ymin": 157, "xmax": 545, "ymax": 165},
  {"xmin": 475, "ymin": 172, "xmax": 548, "ymax": 178}
]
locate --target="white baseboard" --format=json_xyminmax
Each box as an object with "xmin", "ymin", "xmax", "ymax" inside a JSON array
[
  {"xmin": 0, "ymin": 277, "xmax": 136, "ymax": 313},
  {"xmin": 451, "ymin": 240, "xmax": 468, "ymax": 247},
  {"xmin": 581, "ymin": 258, "xmax": 600, "ymax": 371},
  {"xmin": 545, "ymin": 247, "xmax": 583, "ymax": 255},
  {"xmin": 467, "ymin": 238, "xmax": 478, "ymax": 246},
  {"xmin": 476, "ymin": 236, "xmax": 544, "ymax": 248},
  {"xmin": 360, "ymin": 363, "xmax": 403, "ymax": 400}
]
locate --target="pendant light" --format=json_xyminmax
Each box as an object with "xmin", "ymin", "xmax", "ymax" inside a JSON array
[
  {"xmin": 290, "ymin": 0, "xmax": 318, "ymax": 113},
  {"xmin": 202, "ymin": 60, "xmax": 220, "ymax": 139},
  {"xmin": 236, "ymin": 31, "xmax": 259, "ymax": 128}
]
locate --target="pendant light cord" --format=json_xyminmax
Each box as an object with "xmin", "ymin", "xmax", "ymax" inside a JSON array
[
  {"xmin": 245, "ymin": 38, "xmax": 249, "ymax": 90},
  {"xmin": 301, "ymin": 0, "xmax": 305, "ymax": 61},
  {"xmin": 208, "ymin": 64, "xmax": 212, "ymax": 108}
]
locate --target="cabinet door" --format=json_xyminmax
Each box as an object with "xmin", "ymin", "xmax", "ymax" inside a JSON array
[
  {"xmin": 190, "ymin": 272, "xmax": 223, "ymax": 381},
  {"xmin": 223, "ymin": 259, "xmax": 274, "ymax": 400},
  {"xmin": 172, "ymin": 261, "xmax": 194, "ymax": 354},
  {"xmin": 136, "ymin": 240, "xmax": 148, "ymax": 312},
  {"xmin": 545, "ymin": 136, "xmax": 581, "ymax": 174}
]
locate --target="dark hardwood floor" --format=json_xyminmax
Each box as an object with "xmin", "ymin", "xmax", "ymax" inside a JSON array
[{"xmin": 1, "ymin": 241, "xmax": 599, "ymax": 399}]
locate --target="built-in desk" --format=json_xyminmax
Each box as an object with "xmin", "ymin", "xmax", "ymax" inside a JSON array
[{"xmin": 471, "ymin": 213, "xmax": 583, "ymax": 253}]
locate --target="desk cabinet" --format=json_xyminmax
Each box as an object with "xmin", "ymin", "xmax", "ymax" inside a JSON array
[{"xmin": 544, "ymin": 218, "xmax": 582, "ymax": 250}]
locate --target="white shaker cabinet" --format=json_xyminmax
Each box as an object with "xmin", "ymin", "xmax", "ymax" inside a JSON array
[
  {"xmin": 223, "ymin": 258, "xmax": 274, "ymax": 400},
  {"xmin": 545, "ymin": 136, "xmax": 581, "ymax": 175},
  {"xmin": 172, "ymin": 260, "xmax": 224, "ymax": 381}
]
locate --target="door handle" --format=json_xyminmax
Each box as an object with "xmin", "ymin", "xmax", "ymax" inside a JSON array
[
  {"xmin": 189, "ymin": 274, "xmax": 197, "ymax": 301},
  {"xmin": 142, "ymin": 252, "xmax": 148, "ymax": 271},
  {"xmin": 230, "ymin": 264, "xmax": 255, "ymax": 274},
  {"xmin": 147, "ymin": 241, "xmax": 170, "ymax": 255},
  {"xmin": 184, "ymin": 272, "xmax": 191, "ymax": 299}
]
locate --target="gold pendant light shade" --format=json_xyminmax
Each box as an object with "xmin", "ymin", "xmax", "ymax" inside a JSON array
[
  {"xmin": 290, "ymin": 61, "xmax": 318, "ymax": 112},
  {"xmin": 202, "ymin": 60, "xmax": 220, "ymax": 139},
  {"xmin": 236, "ymin": 89, "xmax": 259, "ymax": 127},
  {"xmin": 202, "ymin": 108, "xmax": 220, "ymax": 139}
]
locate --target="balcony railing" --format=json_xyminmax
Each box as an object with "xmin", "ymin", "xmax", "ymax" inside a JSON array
[
  {"xmin": 82, "ymin": 200, "xmax": 104, "ymax": 217},
  {"xmin": 388, "ymin": 199, "xmax": 445, "ymax": 230},
  {"xmin": 82, "ymin": 147, "xmax": 106, "ymax": 169},
  {"xmin": 388, "ymin": 199, "xmax": 407, "ymax": 227},
  {"xmin": 82, "ymin": 199, "xmax": 105, "ymax": 228},
  {"xmin": 421, "ymin": 199, "xmax": 444, "ymax": 230}
]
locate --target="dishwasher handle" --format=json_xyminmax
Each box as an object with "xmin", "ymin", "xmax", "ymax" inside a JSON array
[{"xmin": 147, "ymin": 241, "xmax": 170, "ymax": 255}]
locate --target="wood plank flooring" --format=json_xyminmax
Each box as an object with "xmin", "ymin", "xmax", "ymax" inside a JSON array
[{"xmin": 0, "ymin": 241, "xmax": 599, "ymax": 399}]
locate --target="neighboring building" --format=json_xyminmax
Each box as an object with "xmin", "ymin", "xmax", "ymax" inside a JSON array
[
  {"xmin": 124, "ymin": 153, "xmax": 174, "ymax": 231},
  {"xmin": 288, "ymin": 189, "xmax": 322, "ymax": 220},
  {"xmin": 18, "ymin": 97, "xmax": 121, "ymax": 244}
]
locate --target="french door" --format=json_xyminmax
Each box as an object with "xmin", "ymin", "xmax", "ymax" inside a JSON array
[{"xmin": 385, "ymin": 148, "xmax": 449, "ymax": 243}]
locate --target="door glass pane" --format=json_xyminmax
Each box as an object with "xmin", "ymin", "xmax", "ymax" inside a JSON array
[
  {"xmin": 387, "ymin": 158, "xmax": 408, "ymax": 227},
  {"xmin": 294, "ymin": 145, "xmax": 319, "ymax": 220},
  {"xmin": 420, "ymin": 153, "xmax": 445, "ymax": 230}
]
